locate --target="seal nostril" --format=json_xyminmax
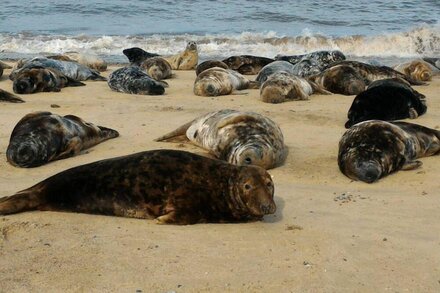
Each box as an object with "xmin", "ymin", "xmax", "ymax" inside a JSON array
[{"xmin": 244, "ymin": 157, "xmax": 252, "ymax": 164}]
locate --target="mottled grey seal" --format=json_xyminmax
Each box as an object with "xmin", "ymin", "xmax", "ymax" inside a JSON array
[
  {"xmin": 0, "ymin": 150, "xmax": 276, "ymax": 224},
  {"xmin": 194, "ymin": 67, "xmax": 259, "ymax": 96},
  {"xmin": 275, "ymin": 50, "xmax": 346, "ymax": 68},
  {"xmin": 196, "ymin": 60, "xmax": 229, "ymax": 76},
  {"xmin": 108, "ymin": 66, "xmax": 165, "ymax": 95},
  {"xmin": 222, "ymin": 55, "xmax": 274, "ymax": 75},
  {"xmin": 155, "ymin": 109, "xmax": 288, "ymax": 169},
  {"xmin": 260, "ymin": 71, "xmax": 330, "ymax": 103},
  {"xmin": 345, "ymin": 78, "xmax": 427, "ymax": 128},
  {"xmin": 48, "ymin": 52, "xmax": 108, "ymax": 72},
  {"xmin": 7, "ymin": 111, "xmax": 119, "ymax": 168},
  {"xmin": 10, "ymin": 57, "xmax": 106, "ymax": 81},
  {"xmin": 255, "ymin": 61, "xmax": 296, "ymax": 83},
  {"xmin": 0, "ymin": 89, "xmax": 25, "ymax": 103},
  {"xmin": 393, "ymin": 60, "xmax": 436, "ymax": 82},
  {"xmin": 140, "ymin": 57, "xmax": 172, "ymax": 81},
  {"xmin": 13, "ymin": 67, "xmax": 85, "ymax": 94},
  {"xmin": 163, "ymin": 41, "xmax": 198, "ymax": 70},
  {"xmin": 338, "ymin": 120, "xmax": 440, "ymax": 183},
  {"xmin": 122, "ymin": 47, "xmax": 160, "ymax": 65}
]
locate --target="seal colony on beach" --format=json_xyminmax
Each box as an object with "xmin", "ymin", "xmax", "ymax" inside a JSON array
[{"xmin": 0, "ymin": 150, "xmax": 276, "ymax": 224}]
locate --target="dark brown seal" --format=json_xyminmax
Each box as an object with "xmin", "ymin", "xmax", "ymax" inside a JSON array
[
  {"xmin": 222, "ymin": 55, "xmax": 275, "ymax": 75},
  {"xmin": 0, "ymin": 150, "xmax": 276, "ymax": 225},
  {"xmin": 7, "ymin": 111, "xmax": 119, "ymax": 168},
  {"xmin": 338, "ymin": 120, "xmax": 440, "ymax": 183},
  {"xmin": 196, "ymin": 60, "xmax": 229, "ymax": 76}
]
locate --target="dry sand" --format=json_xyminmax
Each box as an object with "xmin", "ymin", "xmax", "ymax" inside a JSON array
[{"xmin": 0, "ymin": 64, "xmax": 439, "ymax": 292}]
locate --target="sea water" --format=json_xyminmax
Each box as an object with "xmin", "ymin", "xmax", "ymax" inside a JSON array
[{"xmin": 0, "ymin": 0, "xmax": 439, "ymax": 64}]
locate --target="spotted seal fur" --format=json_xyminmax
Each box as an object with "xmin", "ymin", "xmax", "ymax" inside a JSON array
[
  {"xmin": 108, "ymin": 66, "xmax": 166, "ymax": 95},
  {"xmin": 222, "ymin": 55, "xmax": 274, "ymax": 75}
]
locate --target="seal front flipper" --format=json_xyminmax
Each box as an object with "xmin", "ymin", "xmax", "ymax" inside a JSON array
[
  {"xmin": 401, "ymin": 160, "xmax": 423, "ymax": 170},
  {"xmin": 154, "ymin": 120, "xmax": 194, "ymax": 142},
  {"xmin": 0, "ymin": 89, "xmax": 25, "ymax": 103},
  {"xmin": 308, "ymin": 80, "xmax": 332, "ymax": 95},
  {"xmin": 65, "ymin": 76, "xmax": 86, "ymax": 87},
  {"xmin": 408, "ymin": 108, "xmax": 419, "ymax": 119}
]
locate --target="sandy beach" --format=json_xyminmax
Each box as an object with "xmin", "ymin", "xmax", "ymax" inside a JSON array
[{"xmin": 0, "ymin": 64, "xmax": 439, "ymax": 292}]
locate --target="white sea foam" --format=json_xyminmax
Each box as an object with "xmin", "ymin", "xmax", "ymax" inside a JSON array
[{"xmin": 0, "ymin": 25, "xmax": 438, "ymax": 63}]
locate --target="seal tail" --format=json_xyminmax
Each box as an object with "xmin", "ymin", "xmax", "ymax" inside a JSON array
[
  {"xmin": 65, "ymin": 77, "xmax": 86, "ymax": 87},
  {"xmin": 0, "ymin": 187, "xmax": 46, "ymax": 215},
  {"xmin": 0, "ymin": 89, "xmax": 25, "ymax": 103},
  {"xmin": 154, "ymin": 120, "xmax": 194, "ymax": 142},
  {"xmin": 98, "ymin": 125, "xmax": 120, "ymax": 139}
]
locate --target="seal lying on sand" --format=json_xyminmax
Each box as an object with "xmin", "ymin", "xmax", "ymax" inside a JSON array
[
  {"xmin": 108, "ymin": 66, "xmax": 166, "ymax": 95},
  {"xmin": 222, "ymin": 55, "xmax": 274, "ymax": 75},
  {"xmin": 194, "ymin": 67, "xmax": 259, "ymax": 96},
  {"xmin": 123, "ymin": 47, "xmax": 160, "ymax": 66},
  {"xmin": 290, "ymin": 59, "xmax": 322, "ymax": 77},
  {"xmin": 255, "ymin": 61, "xmax": 296, "ymax": 83},
  {"xmin": 275, "ymin": 50, "xmax": 346, "ymax": 68},
  {"xmin": 338, "ymin": 120, "xmax": 440, "ymax": 183},
  {"xmin": 13, "ymin": 67, "xmax": 85, "ymax": 94},
  {"xmin": 6, "ymin": 111, "xmax": 119, "ymax": 168},
  {"xmin": 163, "ymin": 41, "xmax": 198, "ymax": 70},
  {"xmin": 260, "ymin": 71, "xmax": 330, "ymax": 103},
  {"xmin": 0, "ymin": 89, "xmax": 24, "ymax": 103},
  {"xmin": 155, "ymin": 109, "xmax": 288, "ymax": 169},
  {"xmin": 0, "ymin": 60, "xmax": 12, "ymax": 78},
  {"xmin": 10, "ymin": 57, "xmax": 106, "ymax": 81},
  {"xmin": 0, "ymin": 150, "xmax": 276, "ymax": 224},
  {"xmin": 140, "ymin": 57, "xmax": 172, "ymax": 81},
  {"xmin": 393, "ymin": 60, "xmax": 436, "ymax": 82},
  {"xmin": 196, "ymin": 60, "xmax": 229, "ymax": 76},
  {"xmin": 345, "ymin": 78, "xmax": 427, "ymax": 128},
  {"xmin": 48, "ymin": 52, "xmax": 108, "ymax": 72}
]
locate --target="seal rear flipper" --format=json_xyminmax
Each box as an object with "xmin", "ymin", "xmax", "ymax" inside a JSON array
[
  {"xmin": 308, "ymin": 80, "xmax": 332, "ymax": 95},
  {"xmin": 247, "ymin": 80, "xmax": 260, "ymax": 89},
  {"xmin": 89, "ymin": 73, "xmax": 107, "ymax": 81},
  {"xmin": 0, "ymin": 189, "xmax": 46, "ymax": 215},
  {"xmin": 401, "ymin": 160, "xmax": 422, "ymax": 171},
  {"xmin": 157, "ymin": 80, "xmax": 169, "ymax": 88},
  {"xmin": 65, "ymin": 76, "xmax": 86, "ymax": 87},
  {"xmin": 0, "ymin": 89, "xmax": 25, "ymax": 103},
  {"xmin": 154, "ymin": 120, "xmax": 194, "ymax": 142}
]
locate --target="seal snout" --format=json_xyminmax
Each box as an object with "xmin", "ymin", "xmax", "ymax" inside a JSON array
[
  {"xmin": 356, "ymin": 161, "xmax": 382, "ymax": 183},
  {"xmin": 260, "ymin": 202, "xmax": 276, "ymax": 215},
  {"xmin": 7, "ymin": 142, "xmax": 39, "ymax": 168},
  {"xmin": 13, "ymin": 80, "xmax": 33, "ymax": 94}
]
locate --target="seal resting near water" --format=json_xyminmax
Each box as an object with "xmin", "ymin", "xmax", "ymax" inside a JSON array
[
  {"xmin": 155, "ymin": 109, "xmax": 288, "ymax": 169},
  {"xmin": 0, "ymin": 150, "xmax": 276, "ymax": 224},
  {"xmin": 196, "ymin": 60, "xmax": 229, "ymax": 76},
  {"xmin": 140, "ymin": 57, "xmax": 172, "ymax": 81},
  {"xmin": 345, "ymin": 78, "xmax": 427, "ymax": 128},
  {"xmin": 194, "ymin": 67, "xmax": 259, "ymax": 96},
  {"xmin": 260, "ymin": 71, "xmax": 330, "ymax": 103},
  {"xmin": 0, "ymin": 60, "xmax": 12, "ymax": 78},
  {"xmin": 422, "ymin": 57, "xmax": 440, "ymax": 70},
  {"xmin": 0, "ymin": 89, "xmax": 25, "ymax": 103},
  {"xmin": 163, "ymin": 41, "xmax": 198, "ymax": 70},
  {"xmin": 255, "ymin": 61, "xmax": 296, "ymax": 83},
  {"xmin": 338, "ymin": 120, "xmax": 440, "ymax": 183},
  {"xmin": 222, "ymin": 55, "xmax": 274, "ymax": 75},
  {"xmin": 47, "ymin": 52, "xmax": 108, "ymax": 72},
  {"xmin": 108, "ymin": 66, "xmax": 166, "ymax": 95},
  {"xmin": 122, "ymin": 47, "xmax": 160, "ymax": 65},
  {"xmin": 393, "ymin": 60, "xmax": 436, "ymax": 82},
  {"xmin": 10, "ymin": 57, "xmax": 106, "ymax": 81},
  {"xmin": 6, "ymin": 111, "xmax": 119, "ymax": 168},
  {"xmin": 275, "ymin": 50, "xmax": 346, "ymax": 68},
  {"xmin": 13, "ymin": 67, "xmax": 85, "ymax": 94}
]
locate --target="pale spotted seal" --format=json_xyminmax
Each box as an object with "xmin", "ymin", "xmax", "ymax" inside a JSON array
[
  {"xmin": 155, "ymin": 109, "xmax": 288, "ymax": 169},
  {"xmin": 338, "ymin": 120, "xmax": 440, "ymax": 183},
  {"xmin": 194, "ymin": 67, "xmax": 259, "ymax": 96},
  {"xmin": 48, "ymin": 52, "xmax": 108, "ymax": 72},
  {"xmin": 108, "ymin": 66, "xmax": 166, "ymax": 95},
  {"xmin": 0, "ymin": 150, "xmax": 276, "ymax": 224},
  {"xmin": 393, "ymin": 60, "xmax": 436, "ymax": 82},
  {"xmin": 13, "ymin": 67, "xmax": 85, "ymax": 94},
  {"xmin": 10, "ymin": 57, "xmax": 106, "ymax": 81},
  {"xmin": 7, "ymin": 111, "xmax": 119, "ymax": 168},
  {"xmin": 196, "ymin": 60, "xmax": 229, "ymax": 76},
  {"xmin": 275, "ymin": 50, "xmax": 346, "ymax": 69},
  {"xmin": 0, "ymin": 60, "xmax": 12, "ymax": 78},
  {"xmin": 0, "ymin": 89, "xmax": 24, "ymax": 103},
  {"xmin": 255, "ymin": 61, "xmax": 296, "ymax": 83},
  {"xmin": 122, "ymin": 47, "xmax": 160, "ymax": 66},
  {"xmin": 222, "ymin": 55, "xmax": 274, "ymax": 75},
  {"xmin": 163, "ymin": 41, "xmax": 198, "ymax": 70},
  {"xmin": 140, "ymin": 57, "xmax": 172, "ymax": 81},
  {"xmin": 260, "ymin": 71, "xmax": 330, "ymax": 103},
  {"xmin": 345, "ymin": 78, "xmax": 427, "ymax": 128}
]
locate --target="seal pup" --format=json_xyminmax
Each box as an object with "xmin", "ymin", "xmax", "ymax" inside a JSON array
[
  {"xmin": 393, "ymin": 60, "xmax": 436, "ymax": 82},
  {"xmin": 222, "ymin": 55, "xmax": 274, "ymax": 75},
  {"xmin": 338, "ymin": 120, "xmax": 440, "ymax": 183},
  {"xmin": 275, "ymin": 50, "xmax": 346, "ymax": 68},
  {"xmin": 163, "ymin": 41, "xmax": 198, "ymax": 70},
  {"xmin": 0, "ymin": 89, "xmax": 25, "ymax": 103},
  {"xmin": 123, "ymin": 47, "xmax": 160, "ymax": 66},
  {"xmin": 194, "ymin": 67, "xmax": 259, "ymax": 96},
  {"xmin": 0, "ymin": 150, "xmax": 276, "ymax": 224},
  {"xmin": 108, "ymin": 66, "xmax": 165, "ymax": 95},
  {"xmin": 324, "ymin": 60, "xmax": 425, "ymax": 86},
  {"xmin": 0, "ymin": 60, "xmax": 12, "ymax": 78},
  {"xmin": 6, "ymin": 111, "xmax": 119, "ymax": 168},
  {"xmin": 10, "ymin": 57, "xmax": 106, "ymax": 81},
  {"xmin": 48, "ymin": 52, "xmax": 108, "ymax": 72},
  {"xmin": 308, "ymin": 65, "xmax": 367, "ymax": 95},
  {"xmin": 155, "ymin": 109, "xmax": 288, "ymax": 169},
  {"xmin": 345, "ymin": 78, "xmax": 427, "ymax": 128},
  {"xmin": 260, "ymin": 71, "xmax": 330, "ymax": 104},
  {"xmin": 140, "ymin": 57, "xmax": 172, "ymax": 81},
  {"xmin": 422, "ymin": 57, "xmax": 440, "ymax": 70},
  {"xmin": 13, "ymin": 67, "xmax": 85, "ymax": 94},
  {"xmin": 196, "ymin": 60, "xmax": 229, "ymax": 76},
  {"xmin": 255, "ymin": 61, "xmax": 296, "ymax": 83}
]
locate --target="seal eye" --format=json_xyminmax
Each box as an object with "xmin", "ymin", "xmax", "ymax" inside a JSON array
[
  {"xmin": 244, "ymin": 157, "xmax": 252, "ymax": 164},
  {"xmin": 244, "ymin": 184, "xmax": 251, "ymax": 190},
  {"xmin": 266, "ymin": 182, "xmax": 272, "ymax": 188}
]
